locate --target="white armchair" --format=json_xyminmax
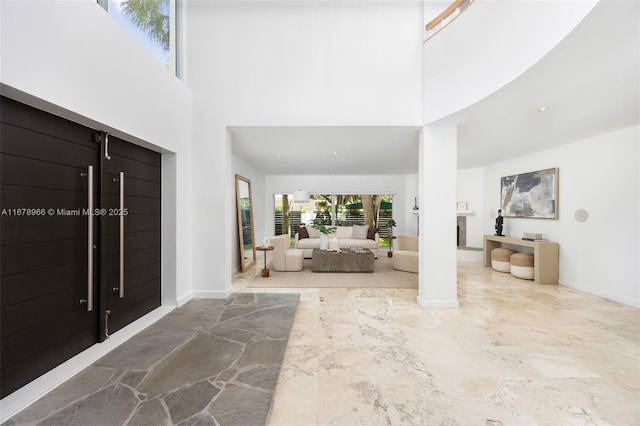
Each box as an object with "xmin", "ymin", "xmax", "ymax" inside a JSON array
[
  {"xmin": 393, "ymin": 235, "xmax": 418, "ymax": 273},
  {"xmin": 270, "ymin": 235, "xmax": 305, "ymax": 272}
]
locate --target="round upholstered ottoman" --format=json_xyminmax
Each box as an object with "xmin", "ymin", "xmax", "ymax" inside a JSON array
[
  {"xmin": 510, "ymin": 252, "xmax": 534, "ymax": 280},
  {"xmin": 491, "ymin": 248, "xmax": 515, "ymax": 272}
]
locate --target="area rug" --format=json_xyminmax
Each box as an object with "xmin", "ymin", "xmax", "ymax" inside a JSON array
[
  {"xmin": 7, "ymin": 293, "xmax": 300, "ymax": 426},
  {"xmin": 248, "ymin": 255, "xmax": 418, "ymax": 288}
]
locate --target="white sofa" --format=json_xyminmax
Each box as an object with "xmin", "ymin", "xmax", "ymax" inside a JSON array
[
  {"xmin": 295, "ymin": 225, "xmax": 379, "ymax": 258},
  {"xmin": 393, "ymin": 235, "xmax": 418, "ymax": 273}
]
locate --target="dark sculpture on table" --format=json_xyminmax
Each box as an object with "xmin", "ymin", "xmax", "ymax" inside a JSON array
[{"xmin": 495, "ymin": 209, "xmax": 504, "ymax": 236}]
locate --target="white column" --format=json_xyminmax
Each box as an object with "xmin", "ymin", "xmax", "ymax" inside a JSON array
[
  {"xmin": 189, "ymin": 112, "xmax": 234, "ymax": 299},
  {"xmin": 417, "ymin": 125, "xmax": 459, "ymax": 308}
]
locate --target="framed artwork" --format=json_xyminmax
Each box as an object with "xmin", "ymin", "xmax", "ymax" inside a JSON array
[{"xmin": 500, "ymin": 168, "xmax": 558, "ymax": 219}]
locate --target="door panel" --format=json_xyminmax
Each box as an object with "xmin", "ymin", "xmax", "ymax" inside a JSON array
[
  {"xmin": 4, "ymin": 320, "xmax": 98, "ymax": 398},
  {"xmin": 1, "ymin": 123, "xmax": 98, "ymax": 166},
  {"xmin": 1, "ymin": 261, "xmax": 86, "ymax": 306},
  {"xmin": 107, "ymin": 291, "xmax": 162, "ymax": 334},
  {"xmin": 1, "ymin": 283, "xmax": 91, "ymax": 339},
  {"xmin": 103, "ymin": 230, "xmax": 161, "ymax": 253},
  {"xmin": 103, "ymin": 248, "xmax": 161, "ymax": 281},
  {"xmin": 103, "ymin": 213, "xmax": 161, "ymax": 234},
  {"xmin": 1, "ymin": 238, "xmax": 89, "ymax": 276},
  {"xmin": 100, "ymin": 135, "xmax": 161, "ymax": 338},
  {"xmin": 103, "ymin": 177, "xmax": 161, "ymax": 199},
  {"xmin": 0, "ymin": 186, "xmax": 91, "ymax": 244},
  {"xmin": 0, "ymin": 97, "xmax": 99, "ymax": 398},
  {"xmin": 1, "ymin": 154, "xmax": 96, "ymax": 190}
]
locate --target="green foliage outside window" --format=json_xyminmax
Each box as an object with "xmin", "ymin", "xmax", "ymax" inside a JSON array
[{"xmin": 122, "ymin": 0, "xmax": 170, "ymax": 52}]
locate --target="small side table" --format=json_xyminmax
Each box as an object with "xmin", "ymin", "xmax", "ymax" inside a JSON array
[
  {"xmin": 256, "ymin": 246, "xmax": 274, "ymax": 277},
  {"xmin": 382, "ymin": 236, "xmax": 397, "ymax": 257}
]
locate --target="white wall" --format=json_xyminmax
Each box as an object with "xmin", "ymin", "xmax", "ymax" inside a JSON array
[
  {"xmin": 483, "ymin": 126, "xmax": 640, "ymax": 307},
  {"xmin": 184, "ymin": 1, "xmax": 423, "ymax": 126},
  {"xmin": 405, "ymin": 174, "xmax": 420, "ymax": 236},
  {"xmin": 456, "ymin": 167, "xmax": 485, "ymax": 248},
  {"xmin": 0, "ymin": 0, "xmax": 193, "ymax": 306},
  {"xmin": 184, "ymin": 1, "xmax": 424, "ymax": 295},
  {"xmin": 422, "ymin": 0, "xmax": 598, "ymax": 123}
]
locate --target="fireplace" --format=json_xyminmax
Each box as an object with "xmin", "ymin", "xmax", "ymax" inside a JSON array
[{"xmin": 457, "ymin": 216, "xmax": 467, "ymax": 247}]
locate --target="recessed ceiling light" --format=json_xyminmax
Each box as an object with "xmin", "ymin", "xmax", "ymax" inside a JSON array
[
  {"xmin": 333, "ymin": 151, "xmax": 339, "ymax": 155},
  {"xmin": 537, "ymin": 106, "xmax": 549, "ymax": 112},
  {"xmin": 276, "ymin": 155, "xmax": 281, "ymax": 159}
]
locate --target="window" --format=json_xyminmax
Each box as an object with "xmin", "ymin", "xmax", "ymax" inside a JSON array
[
  {"xmin": 98, "ymin": 0, "xmax": 178, "ymax": 75},
  {"xmin": 273, "ymin": 193, "xmax": 394, "ymax": 238}
]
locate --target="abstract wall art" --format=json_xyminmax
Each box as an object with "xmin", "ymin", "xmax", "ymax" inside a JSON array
[{"xmin": 500, "ymin": 168, "xmax": 558, "ymax": 219}]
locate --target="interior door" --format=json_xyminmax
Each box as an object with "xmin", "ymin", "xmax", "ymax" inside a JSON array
[
  {"xmin": 0, "ymin": 97, "xmax": 99, "ymax": 398},
  {"xmin": 99, "ymin": 134, "xmax": 161, "ymax": 338}
]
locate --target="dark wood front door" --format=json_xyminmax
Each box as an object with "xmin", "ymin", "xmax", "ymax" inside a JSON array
[
  {"xmin": 99, "ymin": 135, "xmax": 161, "ymax": 337},
  {"xmin": 0, "ymin": 97, "xmax": 162, "ymax": 398},
  {"xmin": 1, "ymin": 97, "xmax": 99, "ymax": 398}
]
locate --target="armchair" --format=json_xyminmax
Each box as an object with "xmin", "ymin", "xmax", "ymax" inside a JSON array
[
  {"xmin": 393, "ymin": 235, "xmax": 418, "ymax": 273},
  {"xmin": 270, "ymin": 235, "xmax": 305, "ymax": 272}
]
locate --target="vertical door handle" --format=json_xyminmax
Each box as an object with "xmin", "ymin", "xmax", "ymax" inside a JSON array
[
  {"xmin": 119, "ymin": 171, "xmax": 125, "ymax": 299},
  {"xmin": 104, "ymin": 133, "xmax": 111, "ymax": 160},
  {"xmin": 86, "ymin": 165, "xmax": 94, "ymax": 312}
]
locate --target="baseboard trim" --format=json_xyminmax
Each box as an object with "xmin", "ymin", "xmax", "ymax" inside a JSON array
[
  {"xmin": 191, "ymin": 288, "xmax": 234, "ymax": 299},
  {"xmin": 416, "ymin": 296, "xmax": 460, "ymax": 309},
  {"xmin": 456, "ymin": 249, "xmax": 483, "ymax": 262},
  {"xmin": 559, "ymin": 280, "xmax": 640, "ymax": 308},
  {"xmin": 0, "ymin": 305, "xmax": 175, "ymax": 423},
  {"xmin": 176, "ymin": 292, "xmax": 193, "ymax": 307}
]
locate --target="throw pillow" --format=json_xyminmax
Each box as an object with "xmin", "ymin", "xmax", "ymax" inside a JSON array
[
  {"xmin": 367, "ymin": 227, "xmax": 378, "ymax": 240},
  {"xmin": 297, "ymin": 226, "xmax": 309, "ymax": 240},
  {"xmin": 352, "ymin": 225, "xmax": 369, "ymax": 240},
  {"xmin": 307, "ymin": 226, "xmax": 322, "ymax": 239}
]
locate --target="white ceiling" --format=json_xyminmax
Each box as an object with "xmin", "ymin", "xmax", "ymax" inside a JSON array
[
  {"xmin": 230, "ymin": 126, "xmax": 420, "ymax": 175},
  {"xmin": 449, "ymin": 0, "xmax": 639, "ymax": 169},
  {"xmin": 231, "ymin": 1, "xmax": 639, "ymax": 174}
]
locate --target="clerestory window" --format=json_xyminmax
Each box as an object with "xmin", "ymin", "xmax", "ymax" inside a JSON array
[{"xmin": 97, "ymin": 0, "xmax": 178, "ymax": 76}]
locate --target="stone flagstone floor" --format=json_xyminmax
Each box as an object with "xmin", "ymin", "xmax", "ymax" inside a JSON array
[{"xmin": 4, "ymin": 293, "xmax": 300, "ymax": 426}]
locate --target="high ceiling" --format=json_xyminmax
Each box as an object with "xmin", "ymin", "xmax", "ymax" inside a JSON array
[
  {"xmin": 231, "ymin": 1, "xmax": 639, "ymax": 174},
  {"xmin": 230, "ymin": 126, "xmax": 420, "ymax": 175}
]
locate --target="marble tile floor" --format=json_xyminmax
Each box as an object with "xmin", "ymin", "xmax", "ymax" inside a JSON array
[
  {"xmin": 235, "ymin": 261, "xmax": 640, "ymax": 426},
  {"xmin": 4, "ymin": 293, "xmax": 300, "ymax": 426}
]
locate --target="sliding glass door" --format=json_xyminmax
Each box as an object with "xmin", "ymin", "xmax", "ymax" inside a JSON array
[{"xmin": 273, "ymin": 193, "xmax": 393, "ymax": 238}]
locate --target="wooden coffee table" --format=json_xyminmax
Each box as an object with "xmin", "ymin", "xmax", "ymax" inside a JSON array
[{"xmin": 311, "ymin": 248, "xmax": 375, "ymax": 272}]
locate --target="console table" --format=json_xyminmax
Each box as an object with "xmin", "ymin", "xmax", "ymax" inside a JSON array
[{"xmin": 483, "ymin": 235, "xmax": 559, "ymax": 284}]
